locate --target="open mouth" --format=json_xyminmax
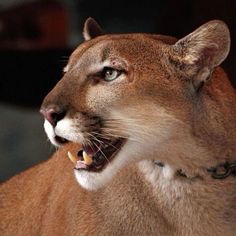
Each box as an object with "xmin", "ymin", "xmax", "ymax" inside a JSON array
[{"xmin": 65, "ymin": 138, "xmax": 126, "ymax": 172}]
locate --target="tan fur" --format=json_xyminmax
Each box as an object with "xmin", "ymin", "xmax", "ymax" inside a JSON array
[{"xmin": 1, "ymin": 19, "xmax": 236, "ymax": 235}]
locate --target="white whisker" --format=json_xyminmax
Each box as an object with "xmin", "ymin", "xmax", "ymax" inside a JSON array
[
  {"xmin": 93, "ymin": 141, "xmax": 110, "ymax": 163},
  {"xmin": 87, "ymin": 133, "xmax": 105, "ymax": 146}
]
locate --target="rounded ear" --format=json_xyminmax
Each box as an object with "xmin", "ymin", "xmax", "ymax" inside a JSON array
[
  {"xmin": 83, "ymin": 17, "xmax": 104, "ymax": 41},
  {"xmin": 169, "ymin": 20, "xmax": 230, "ymax": 90}
]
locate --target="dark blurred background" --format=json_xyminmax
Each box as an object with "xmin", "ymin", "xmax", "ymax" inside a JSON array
[{"xmin": 0, "ymin": 0, "xmax": 235, "ymax": 182}]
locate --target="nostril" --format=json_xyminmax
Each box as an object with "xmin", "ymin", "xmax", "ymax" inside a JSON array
[
  {"xmin": 51, "ymin": 110, "xmax": 66, "ymax": 125},
  {"xmin": 40, "ymin": 108, "xmax": 66, "ymax": 127}
]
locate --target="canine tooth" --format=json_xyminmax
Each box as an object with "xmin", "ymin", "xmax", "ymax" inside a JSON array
[
  {"xmin": 82, "ymin": 151, "xmax": 93, "ymax": 165},
  {"xmin": 67, "ymin": 151, "xmax": 78, "ymax": 164}
]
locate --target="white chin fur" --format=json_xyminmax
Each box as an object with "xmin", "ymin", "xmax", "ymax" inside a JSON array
[
  {"xmin": 74, "ymin": 148, "xmax": 128, "ymax": 190},
  {"xmin": 74, "ymin": 140, "xmax": 139, "ymax": 190},
  {"xmin": 73, "ymin": 139, "xmax": 157, "ymax": 191}
]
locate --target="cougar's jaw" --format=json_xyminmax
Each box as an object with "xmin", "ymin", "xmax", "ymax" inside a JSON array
[{"xmin": 44, "ymin": 119, "xmax": 127, "ymax": 173}]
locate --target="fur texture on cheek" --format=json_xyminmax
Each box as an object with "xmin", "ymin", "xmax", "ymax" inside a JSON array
[
  {"xmin": 85, "ymin": 78, "xmax": 126, "ymax": 115},
  {"xmin": 106, "ymin": 105, "xmax": 182, "ymax": 147}
]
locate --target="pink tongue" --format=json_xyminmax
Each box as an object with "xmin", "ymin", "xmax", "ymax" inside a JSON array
[{"xmin": 75, "ymin": 161, "xmax": 88, "ymax": 169}]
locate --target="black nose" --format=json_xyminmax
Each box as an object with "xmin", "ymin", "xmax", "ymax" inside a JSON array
[{"xmin": 40, "ymin": 107, "xmax": 66, "ymax": 127}]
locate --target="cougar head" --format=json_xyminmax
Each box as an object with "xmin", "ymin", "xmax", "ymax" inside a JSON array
[{"xmin": 40, "ymin": 18, "xmax": 230, "ymax": 190}]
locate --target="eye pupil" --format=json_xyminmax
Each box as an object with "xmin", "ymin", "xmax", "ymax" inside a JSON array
[
  {"xmin": 106, "ymin": 70, "xmax": 112, "ymax": 76},
  {"xmin": 103, "ymin": 67, "xmax": 120, "ymax": 81}
]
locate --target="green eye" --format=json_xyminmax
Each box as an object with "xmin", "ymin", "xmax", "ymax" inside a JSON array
[{"xmin": 103, "ymin": 67, "xmax": 121, "ymax": 81}]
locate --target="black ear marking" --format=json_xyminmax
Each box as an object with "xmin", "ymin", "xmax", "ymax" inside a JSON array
[
  {"xmin": 192, "ymin": 69, "xmax": 213, "ymax": 92},
  {"xmin": 83, "ymin": 17, "xmax": 104, "ymax": 41}
]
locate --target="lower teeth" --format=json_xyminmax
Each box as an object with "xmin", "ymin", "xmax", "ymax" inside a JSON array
[
  {"xmin": 67, "ymin": 151, "xmax": 78, "ymax": 164},
  {"xmin": 82, "ymin": 151, "xmax": 93, "ymax": 165}
]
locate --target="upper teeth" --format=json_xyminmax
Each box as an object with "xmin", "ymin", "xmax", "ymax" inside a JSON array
[
  {"xmin": 67, "ymin": 151, "xmax": 78, "ymax": 164},
  {"xmin": 67, "ymin": 150, "xmax": 93, "ymax": 166}
]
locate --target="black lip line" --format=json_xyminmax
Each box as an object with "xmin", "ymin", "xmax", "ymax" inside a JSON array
[{"xmin": 55, "ymin": 135, "xmax": 69, "ymax": 145}]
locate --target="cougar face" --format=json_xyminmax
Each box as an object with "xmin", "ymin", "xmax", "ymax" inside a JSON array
[{"xmin": 41, "ymin": 18, "xmax": 230, "ymax": 190}]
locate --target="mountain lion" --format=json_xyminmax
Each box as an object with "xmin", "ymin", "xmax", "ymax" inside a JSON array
[{"xmin": 1, "ymin": 18, "xmax": 236, "ymax": 235}]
